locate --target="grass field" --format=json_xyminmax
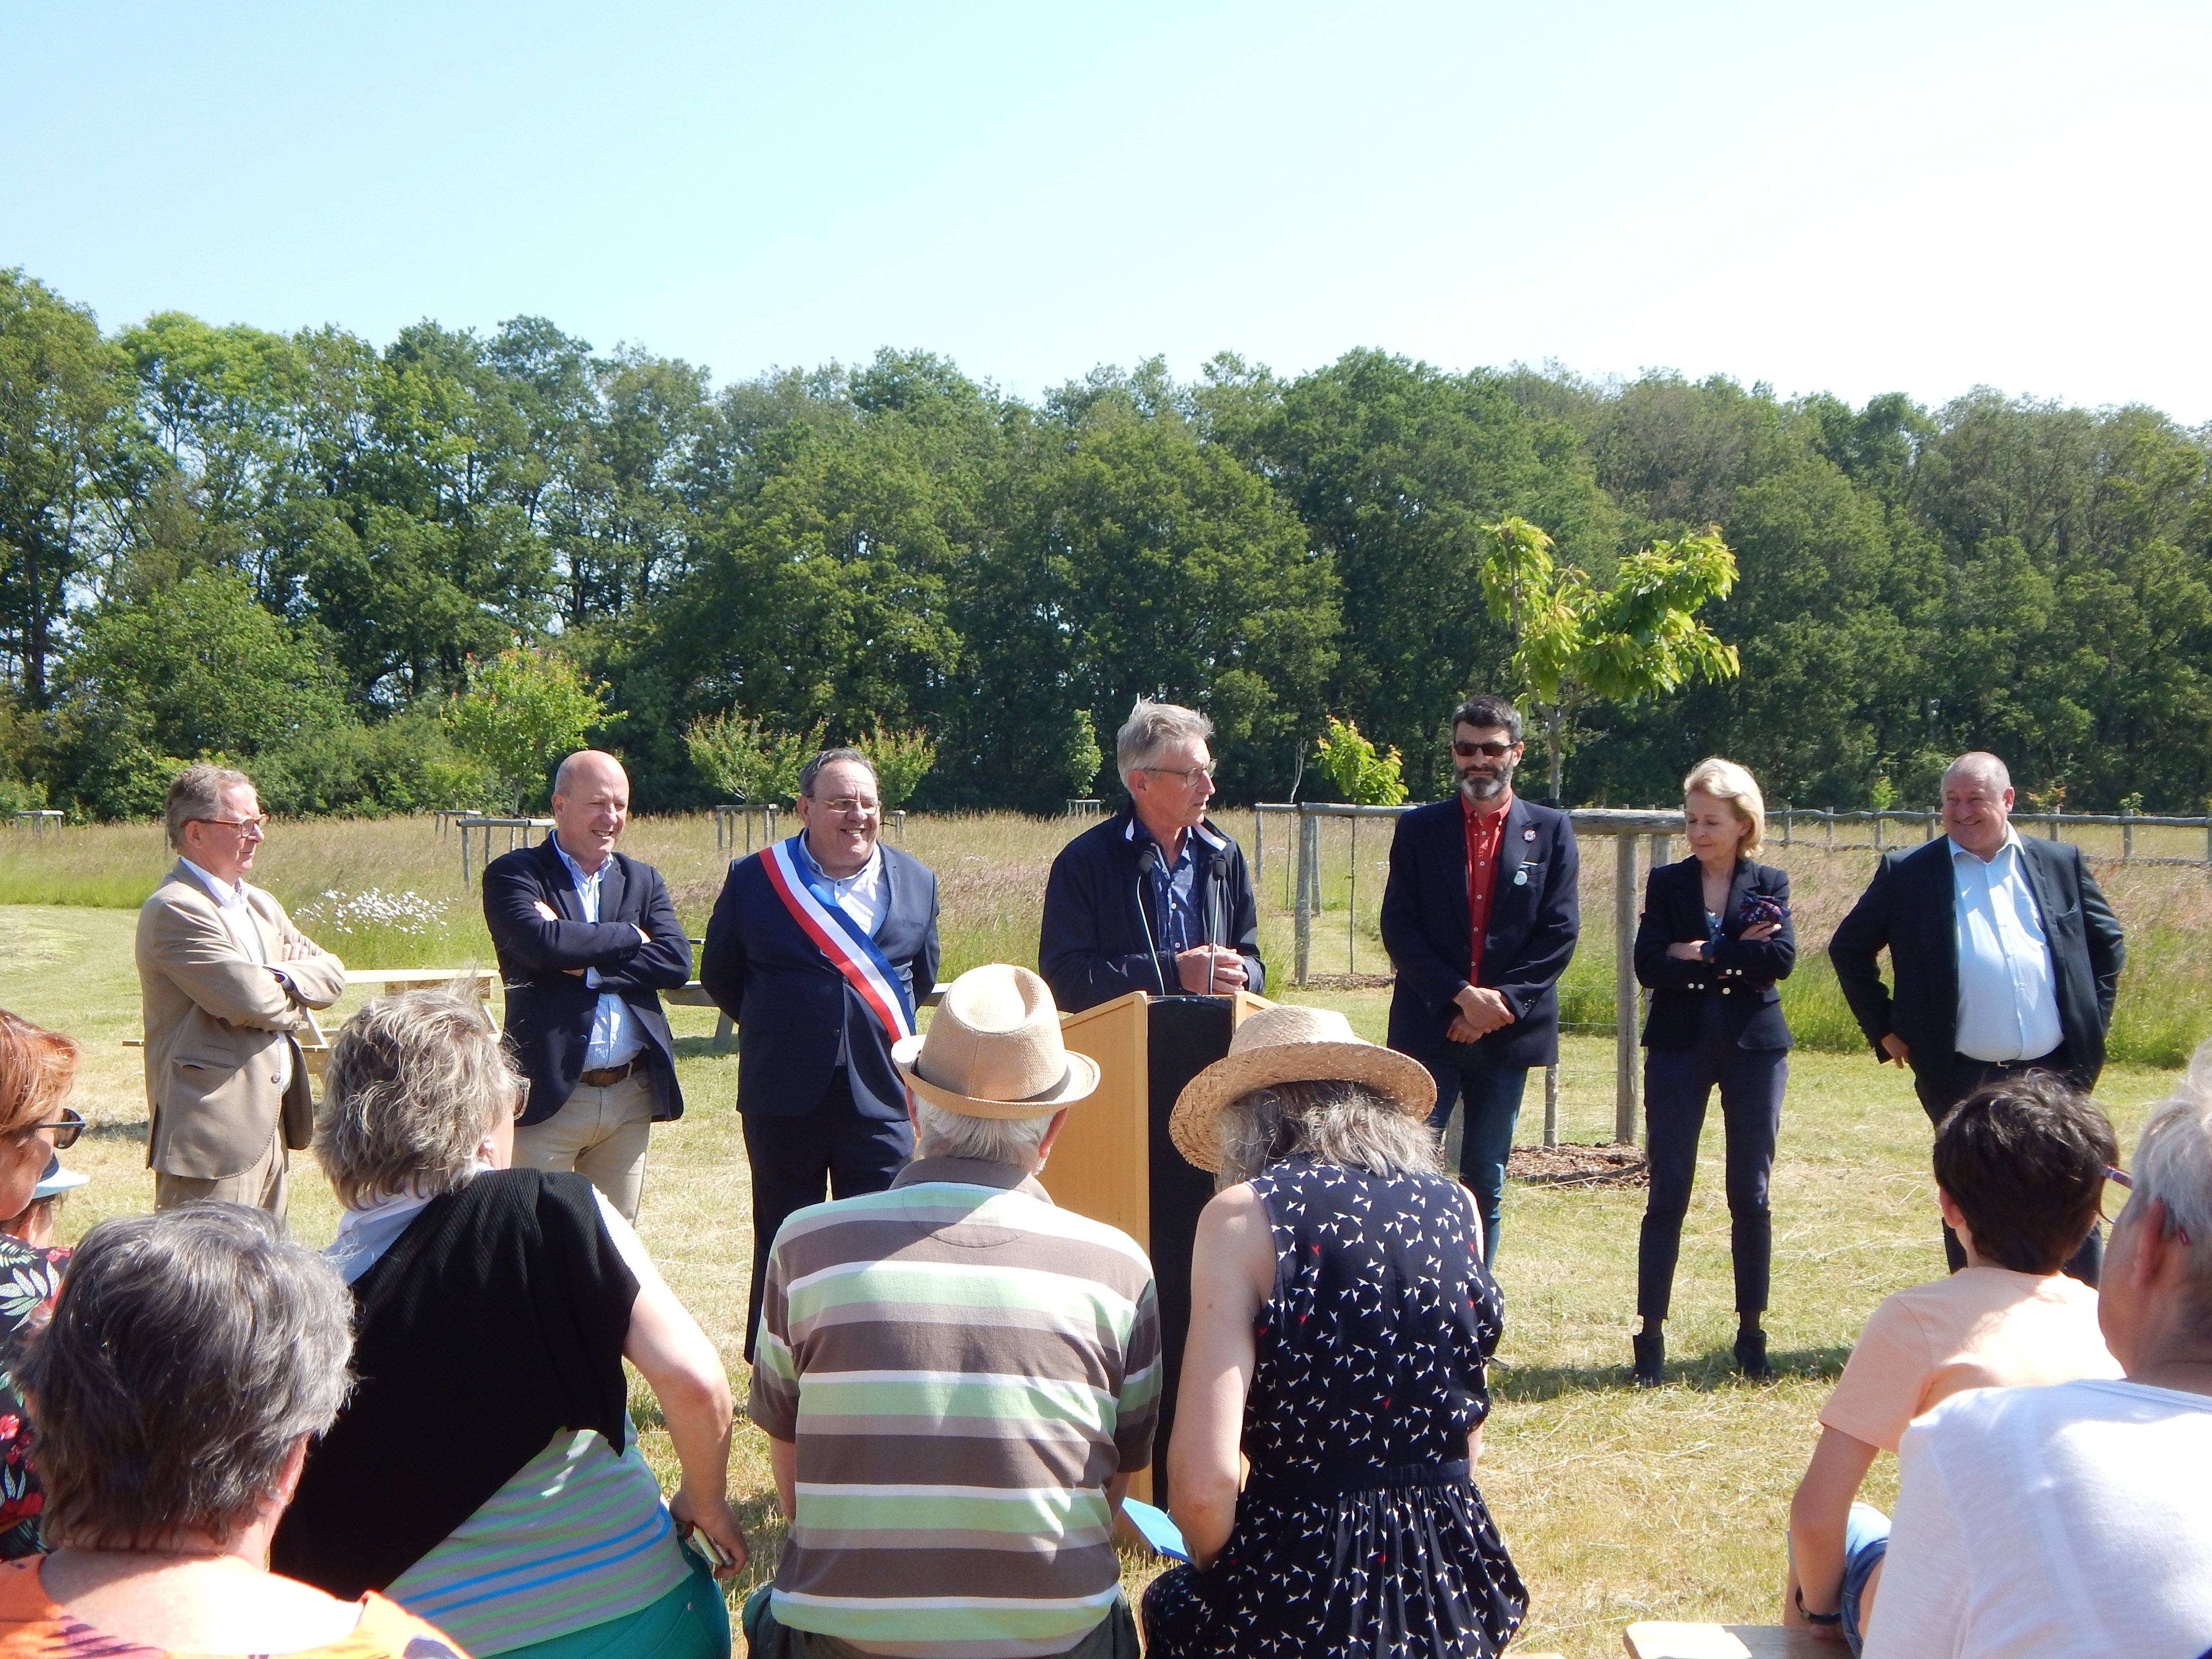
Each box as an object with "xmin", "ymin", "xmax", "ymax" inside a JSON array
[{"xmin": 0, "ymin": 810, "xmax": 2195, "ymax": 1656}]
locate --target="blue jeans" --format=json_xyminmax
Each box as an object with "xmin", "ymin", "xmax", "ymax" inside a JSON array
[
  {"xmin": 1426, "ymin": 1058, "xmax": 1527, "ymax": 1263},
  {"xmin": 1840, "ymin": 1502, "xmax": 1889, "ymax": 1656}
]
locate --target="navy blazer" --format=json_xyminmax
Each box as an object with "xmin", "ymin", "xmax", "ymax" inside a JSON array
[
  {"xmin": 1828, "ymin": 833, "xmax": 2124, "ymax": 1095},
  {"xmin": 1635, "ymin": 857, "xmax": 1795, "ymax": 1052},
  {"xmin": 1381, "ymin": 795, "xmax": 1580, "ymax": 1070},
  {"xmin": 1038, "ymin": 809, "xmax": 1264, "ymax": 1015},
  {"xmin": 698, "ymin": 840, "xmax": 940, "ymax": 1122},
  {"xmin": 483, "ymin": 838, "xmax": 693, "ymax": 1124}
]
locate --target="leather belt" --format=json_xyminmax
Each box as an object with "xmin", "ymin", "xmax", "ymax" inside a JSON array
[{"xmin": 577, "ymin": 1061, "xmax": 637, "ymax": 1088}]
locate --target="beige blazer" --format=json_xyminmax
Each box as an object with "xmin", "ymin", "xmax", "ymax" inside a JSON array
[{"xmin": 135, "ymin": 861, "xmax": 347, "ymax": 1180}]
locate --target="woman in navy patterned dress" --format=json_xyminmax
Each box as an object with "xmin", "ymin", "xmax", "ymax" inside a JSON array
[{"xmin": 1142, "ymin": 1004, "xmax": 1526, "ymax": 1659}]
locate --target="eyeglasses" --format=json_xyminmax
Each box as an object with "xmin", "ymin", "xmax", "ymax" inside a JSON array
[
  {"xmin": 808, "ymin": 796, "xmax": 881, "ymax": 817},
  {"xmin": 1453, "ymin": 741, "xmax": 1517, "ymax": 760},
  {"xmin": 1141, "ymin": 765, "xmax": 1216, "ymax": 785},
  {"xmin": 193, "ymin": 815, "xmax": 269, "ymax": 835},
  {"xmin": 16, "ymin": 1107, "xmax": 82, "ymax": 1151},
  {"xmin": 510, "ymin": 1078, "xmax": 531, "ymax": 1120},
  {"xmin": 2102, "ymin": 1164, "xmax": 2193, "ymax": 1243}
]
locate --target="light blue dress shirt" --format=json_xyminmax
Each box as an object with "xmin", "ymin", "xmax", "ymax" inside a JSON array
[
  {"xmin": 1951, "ymin": 830, "xmax": 2064, "ymax": 1063},
  {"xmin": 551, "ymin": 840, "xmax": 644, "ymax": 1070}
]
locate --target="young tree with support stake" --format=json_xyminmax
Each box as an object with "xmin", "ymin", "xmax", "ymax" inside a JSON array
[{"xmin": 1478, "ymin": 517, "xmax": 1741, "ymax": 801}]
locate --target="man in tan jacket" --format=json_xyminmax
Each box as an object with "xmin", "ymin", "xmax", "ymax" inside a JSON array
[{"xmin": 136, "ymin": 764, "xmax": 346, "ymax": 1219}]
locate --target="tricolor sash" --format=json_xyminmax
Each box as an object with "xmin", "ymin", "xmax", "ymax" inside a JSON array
[{"xmin": 760, "ymin": 836, "xmax": 915, "ymax": 1045}]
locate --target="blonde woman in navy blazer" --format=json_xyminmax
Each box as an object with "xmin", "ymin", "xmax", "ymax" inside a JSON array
[{"xmin": 1631, "ymin": 758, "xmax": 1794, "ymax": 1386}]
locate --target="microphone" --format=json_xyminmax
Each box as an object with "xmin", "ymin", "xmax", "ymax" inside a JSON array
[
  {"xmin": 1134, "ymin": 845, "xmax": 1169, "ymax": 997},
  {"xmin": 1206, "ymin": 850, "xmax": 1232, "ymax": 995}
]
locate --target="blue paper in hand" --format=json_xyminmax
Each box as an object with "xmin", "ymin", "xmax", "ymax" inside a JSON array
[{"xmin": 1119, "ymin": 1497, "xmax": 1190, "ymax": 1562}]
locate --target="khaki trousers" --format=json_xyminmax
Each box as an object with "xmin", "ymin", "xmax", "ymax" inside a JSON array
[
  {"xmin": 512, "ymin": 1069, "xmax": 656, "ymax": 1221},
  {"xmin": 154, "ymin": 1123, "xmax": 288, "ymax": 1224}
]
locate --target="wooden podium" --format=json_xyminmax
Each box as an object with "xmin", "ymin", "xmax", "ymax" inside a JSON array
[{"xmin": 1043, "ymin": 987, "xmax": 1274, "ymax": 1503}]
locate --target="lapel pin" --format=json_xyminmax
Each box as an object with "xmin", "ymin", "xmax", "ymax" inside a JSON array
[{"xmin": 1523, "ymin": 828, "xmax": 1537, "ymax": 841}]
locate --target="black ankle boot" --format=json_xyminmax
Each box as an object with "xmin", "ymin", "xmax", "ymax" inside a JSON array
[
  {"xmin": 1734, "ymin": 1322, "xmax": 1776, "ymax": 1382},
  {"xmin": 1632, "ymin": 1328, "xmax": 1664, "ymax": 1387}
]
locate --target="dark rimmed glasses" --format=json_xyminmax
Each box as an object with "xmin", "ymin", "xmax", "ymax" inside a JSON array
[
  {"xmin": 2103, "ymin": 1164, "xmax": 2193, "ymax": 1244},
  {"xmin": 1452, "ymin": 740, "xmax": 1517, "ymax": 759},
  {"xmin": 18, "ymin": 1106, "xmax": 83, "ymax": 1151}
]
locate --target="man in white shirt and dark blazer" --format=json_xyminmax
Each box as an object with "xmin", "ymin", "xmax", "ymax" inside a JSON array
[
  {"xmin": 1830, "ymin": 751, "xmax": 2125, "ymax": 1276},
  {"xmin": 136, "ymin": 764, "xmax": 347, "ymax": 1220}
]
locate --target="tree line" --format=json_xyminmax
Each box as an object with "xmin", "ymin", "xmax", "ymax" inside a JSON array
[{"xmin": 4, "ymin": 264, "xmax": 2209, "ymax": 819}]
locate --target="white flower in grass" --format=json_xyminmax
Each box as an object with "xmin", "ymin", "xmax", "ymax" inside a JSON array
[{"xmin": 296, "ymin": 889, "xmax": 451, "ymax": 937}]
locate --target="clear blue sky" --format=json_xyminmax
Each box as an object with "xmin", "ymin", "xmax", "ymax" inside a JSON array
[{"xmin": 6, "ymin": 0, "xmax": 2208, "ymax": 421}]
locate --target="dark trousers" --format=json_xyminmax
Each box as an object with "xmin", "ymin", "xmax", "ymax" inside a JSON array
[
  {"xmin": 1426, "ymin": 1056, "xmax": 1528, "ymax": 1263},
  {"xmin": 1913, "ymin": 1050, "xmax": 2103, "ymax": 1284},
  {"xmin": 1637, "ymin": 1001, "xmax": 1786, "ymax": 1322},
  {"xmin": 743, "ymin": 1068, "xmax": 913, "ymax": 1358}
]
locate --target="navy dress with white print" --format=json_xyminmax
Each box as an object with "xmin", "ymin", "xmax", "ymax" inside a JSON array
[{"xmin": 1142, "ymin": 1157, "xmax": 1526, "ymax": 1658}]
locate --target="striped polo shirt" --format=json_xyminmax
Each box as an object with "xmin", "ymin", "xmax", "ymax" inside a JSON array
[{"xmin": 748, "ymin": 1155, "xmax": 1161, "ymax": 1659}]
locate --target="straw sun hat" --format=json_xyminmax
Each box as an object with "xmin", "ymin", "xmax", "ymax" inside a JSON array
[
  {"xmin": 1169, "ymin": 1003, "xmax": 1437, "ymax": 1174},
  {"xmin": 891, "ymin": 963, "xmax": 1102, "ymax": 1120}
]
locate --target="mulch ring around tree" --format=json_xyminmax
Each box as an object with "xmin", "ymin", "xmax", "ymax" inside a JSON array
[{"xmin": 1509, "ymin": 1141, "xmax": 1648, "ymax": 1189}]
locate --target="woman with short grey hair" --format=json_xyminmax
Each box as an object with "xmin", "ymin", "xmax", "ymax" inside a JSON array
[
  {"xmin": 271, "ymin": 990, "xmax": 745, "ymax": 1659},
  {"xmin": 1, "ymin": 1203, "xmax": 464, "ymax": 1659},
  {"xmin": 1143, "ymin": 1004, "xmax": 1527, "ymax": 1658}
]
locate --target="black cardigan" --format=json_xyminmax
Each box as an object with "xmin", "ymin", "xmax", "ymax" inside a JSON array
[
  {"xmin": 1634, "ymin": 857, "xmax": 1795, "ymax": 1052},
  {"xmin": 271, "ymin": 1169, "xmax": 639, "ymax": 1598}
]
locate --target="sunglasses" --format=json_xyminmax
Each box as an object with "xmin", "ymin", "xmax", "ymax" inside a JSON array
[
  {"xmin": 2103, "ymin": 1165, "xmax": 2194, "ymax": 1244},
  {"xmin": 1452, "ymin": 741, "xmax": 1516, "ymax": 759},
  {"xmin": 17, "ymin": 1107, "xmax": 83, "ymax": 1151}
]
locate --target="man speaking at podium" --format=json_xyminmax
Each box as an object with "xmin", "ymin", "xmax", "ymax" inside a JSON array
[{"xmin": 1039, "ymin": 697, "xmax": 1264, "ymax": 1013}]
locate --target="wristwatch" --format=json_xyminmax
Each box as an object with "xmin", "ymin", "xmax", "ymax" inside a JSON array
[{"xmin": 1794, "ymin": 1587, "xmax": 1843, "ymax": 1627}]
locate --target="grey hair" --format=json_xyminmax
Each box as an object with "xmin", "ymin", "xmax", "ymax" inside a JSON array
[
  {"xmin": 1116, "ymin": 698, "xmax": 1213, "ymax": 784},
  {"xmin": 1215, "ymin": 1078, "xmax": 1443, "ymax": 1190},
  {"xmin": 317, "ymin": 989, "xmax": 515, "ymax": 1207},
  {"xmin": 1945, "ymin": 751, "xmax": 2013, "ymax": 794},
  {"xmin": 913, "ymin": 1101, "xmax": 1057, "ymax": 1168},
  {"xmin": 1449, "ymin": 694, "xmax": 1522, "ymax": 745},
  {"xmin": 2127, "ymin": 1039, "xmax": 2212, "ymax": 1292},
  {"xmin": 24, "ymin": 1203, "xmax": 354, "ymax": 1551},
  {"xmin": 798, "ymin": 747, "xmax": 877, "ymax": 799},
  {"xmin": 163, "ymin": 763, "xmax": 252, "ymax": 850}
]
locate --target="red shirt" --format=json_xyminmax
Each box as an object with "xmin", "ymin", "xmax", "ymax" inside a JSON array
[{"xmin": 1462, "ymin": 791, "xmax": 1511, "ymax": 985}]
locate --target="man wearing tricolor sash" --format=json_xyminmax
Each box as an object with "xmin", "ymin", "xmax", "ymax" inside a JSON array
[{"xmin": 700, "ymin": 746, "xmax": 941, "ymax": 1357}]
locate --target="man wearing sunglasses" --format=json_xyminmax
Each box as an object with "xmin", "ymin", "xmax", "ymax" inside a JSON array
[
  {"xmin": 1381, "ymin": 694, "xmax": 1579, "ymax": 1263},
  {"xmin": 136, "ymin": 764, "xmax": 346, "ymax": 1221}
]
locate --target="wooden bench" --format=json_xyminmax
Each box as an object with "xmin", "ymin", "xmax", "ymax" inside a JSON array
[{"xmin": 1623, "ymin": 1623, "xmax": 1829, "ymax": 1658}]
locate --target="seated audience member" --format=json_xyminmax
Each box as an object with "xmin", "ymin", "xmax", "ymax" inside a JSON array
[
  {"xmin": 1863, "ymin": 1045, "xmax": 2212, "ymax": 1659},
  {"xmin": 0, "ymin": 1151, "xmax": 87, "ymax": 1249},
  {"xmin": 1143, "ymin": 1004, "xmax": 1527, "ymax": 1659},
  {"xmin": 1784, "ymin": 1074, "xmax": 2121, "ymax": 1649},
  {"xmin": 0, "ymin": 1010, "xmax": 91, "ymax": 1560},
  {"xmin": 5, "ymin": 1203, "xmax": 464, "ymax": 1659},
  {"xmin": 747, "ymin": 964, "xmax": 1157, "ymax": 1659},
  {"xmin": 269, "ymin": 990, "xmax": 745, "ymax": 1659}
]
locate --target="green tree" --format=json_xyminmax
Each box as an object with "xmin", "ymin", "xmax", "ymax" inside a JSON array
[
  {"xmin": 1313, "ymin": 716, "xmax": 1408, "ymax": 805},
  {"xmin": 682, "ymin": 710, "xmax": 824, "ymax": 805},
  {"xmin": 1479, "ymin": 517, "xmax": 1741, "ymax": 800},
  {"xmin": 852, "ymin": 724, "xmax": 935, "ymax": 811},
  {"xmin": 0, "ymin": 271, "xmax": 132, "ymax": 706},
  {"xmin": 443, "ymin": 645, "xmax": 620, "ymax": 812}
]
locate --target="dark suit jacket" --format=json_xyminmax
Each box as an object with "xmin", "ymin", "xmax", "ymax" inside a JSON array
[
  {"xmin": 482, "ymin": 838, "xmax": 693, "ymax": 1124},
  {"xmin": 1635, "ymin": 857, "xmax": 1795, "ymax": 1052},
  {"xmin": 1037, "ymin": 809, "xmax": 1263, "ymax": 1015},
  {"xmin": 698, "ymin": 842, "xmax": 939, "ymax": 1122},
  {"xmin": 1381, "ymin": 795, "xmax": 1580, "ymax": 1071},
  {"xmin": 1828, "ymin": 833, "xmax": 2125, "ymax": 1095}
]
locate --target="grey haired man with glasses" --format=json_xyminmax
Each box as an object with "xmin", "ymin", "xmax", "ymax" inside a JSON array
[{"xmin": 136, "ymin": 763, "xmax": 346, "ymax": 1220}]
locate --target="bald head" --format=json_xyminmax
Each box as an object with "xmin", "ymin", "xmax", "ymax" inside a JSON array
[{"xmin": 549, "ymin": 750, "xmax": 631, "ymax": 872}]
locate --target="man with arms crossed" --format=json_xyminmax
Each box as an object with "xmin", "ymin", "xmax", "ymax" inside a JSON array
[
  {"xmin": 137, "ymin": 764, "xmax": 345, "ymax": 1220},
  {"xmin": 745, "ymin": 963, "xmax": 1158, "ymax": 1659},
  {"xmin": 1864, "ymin": 1051, "xmax": 2212, "ymax": 1659},
  {"xmin": 1829, "ymin": 751, "xmax": 2124, "ymax": 1277},
  {"xmin": 700, "ymin": 747, "xmax": 940, "ymax": 1358},
  {"xmin": 482, "ymin": 749, "xmax": 692, "ymax": 1222},
  {"xmin": 1038, "ymin": 697, "xmax": 1262, "ymax": 1013},
  {"xmin": 1381, "ymin": 694, "xmax": 1579, "ymax": 1263}
]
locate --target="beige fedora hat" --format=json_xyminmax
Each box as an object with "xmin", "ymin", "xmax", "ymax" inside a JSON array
[
  {"xmin": 891, "ymin": 964, "xmax": 1102, "ymax": 1119},
  {"xmin": 1169, "ymin": 1003, "xmax": 1436, "ymax": 1174}
]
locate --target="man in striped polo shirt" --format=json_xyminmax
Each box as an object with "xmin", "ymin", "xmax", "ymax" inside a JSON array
[{"xmin": 746, "ymin": 964, "xmax": 1160, "ymax": 1659}]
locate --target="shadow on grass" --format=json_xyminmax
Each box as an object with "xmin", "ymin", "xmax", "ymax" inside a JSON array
[
  {"xmin": 671, "ymin": 1035, "xmax": 738, "ymax": 1062},
  {"xmin": 1492, "ymin": 1344, "xmax": 1850, "ymax": 1400},
  {"xmin": 85, "ymin": 1116, "xmax": 149, "ymax": 1145}
]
